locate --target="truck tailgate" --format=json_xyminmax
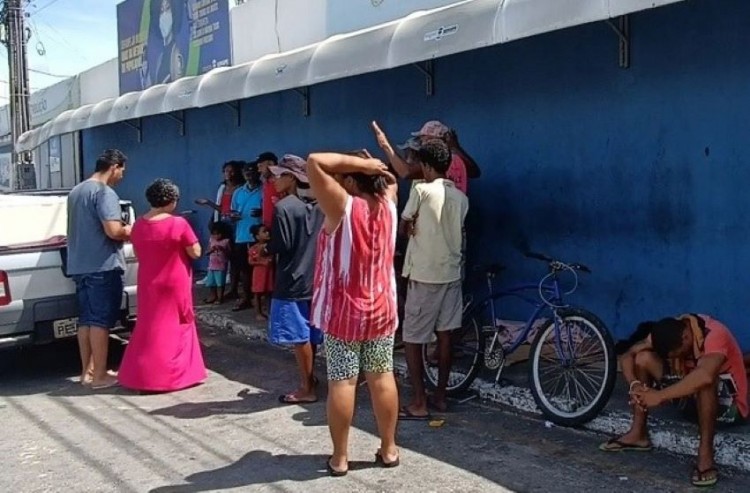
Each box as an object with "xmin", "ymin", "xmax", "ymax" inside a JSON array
[{"xmin": 0, "ymin": 238, "xmax": 137, "ymax": 336}]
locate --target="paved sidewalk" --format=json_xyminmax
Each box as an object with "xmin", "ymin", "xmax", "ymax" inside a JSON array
[{"xmin": 194, "ymin": 297, "xmax": 750, "ymax": 473}]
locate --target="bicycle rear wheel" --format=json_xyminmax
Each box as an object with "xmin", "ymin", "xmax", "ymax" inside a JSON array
[
  {"xmin": 528, "ymin": 308, "xmax": 616, "ymax": 427},
  {"xmin": 422, "ymin": 312, "xmax": 484, "ymax": 396}
]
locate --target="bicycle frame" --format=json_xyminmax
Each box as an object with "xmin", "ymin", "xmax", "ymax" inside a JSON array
[
  {"xmin": 473, "ymin": 269, "xmax": 577, "ymax": 382},
  {"xmin": 423, "ymin": 255, "xmax": 613, "ymax": 425}
]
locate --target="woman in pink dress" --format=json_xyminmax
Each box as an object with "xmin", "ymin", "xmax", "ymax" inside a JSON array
[{"xmin": 118, "ymin": 178, "xmax": 207, "ymax": 392}]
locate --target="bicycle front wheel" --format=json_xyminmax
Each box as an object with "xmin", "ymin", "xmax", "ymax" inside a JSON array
[
  {"xmin": 422, "ymin": 312, "xmax": 484, "ymax": 396},
  {"xmin": 529, "ymin": 308, "xmax": 616, "ymax": 427}
]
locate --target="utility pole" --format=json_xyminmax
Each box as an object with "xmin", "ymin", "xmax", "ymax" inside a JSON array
[{"xmin": 1, "ymin": 0, "xmax": 35, "ymax": 190}]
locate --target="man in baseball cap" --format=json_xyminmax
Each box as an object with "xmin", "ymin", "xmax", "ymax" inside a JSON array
[
  {"xmin": 265, "ymin": 153, "xmax": 324, "ymax": 405},
  {"xmin": 411, "ymin": 120, "xmax": 451, "ymax": 139},
  {"xmin": 372, "ymin": 120, "xmax": 481, "ymax": 194}
]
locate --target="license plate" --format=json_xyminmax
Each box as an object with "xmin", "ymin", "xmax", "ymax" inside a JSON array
[{"xmin": 53, "ymin": 318, "xmax": 79, "ymax": 339}]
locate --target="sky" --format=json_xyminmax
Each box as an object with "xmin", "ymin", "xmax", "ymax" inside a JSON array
[{"xmin": 0, "ymin": 0, "xmax": 235, "ymax": 102}]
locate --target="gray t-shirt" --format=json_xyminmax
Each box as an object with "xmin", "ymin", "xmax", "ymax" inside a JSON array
[
  {"xmin": 267, "ymin": 195, "xmax": 323, "ymax": 300},
  {"xmin": 66, "ymin": 180, "xmax": 126, "ymax": 275}
]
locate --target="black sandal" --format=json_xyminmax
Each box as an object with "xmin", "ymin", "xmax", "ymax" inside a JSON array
[
  {"xmin": 375, "ymin": 450, "xmax": 400, "ymax": 468},
  {"xmin": 326, "ymin": 456, "xmax": 348, "ymax": 477}
]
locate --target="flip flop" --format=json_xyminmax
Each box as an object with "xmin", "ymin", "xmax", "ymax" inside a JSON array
[
  {"xmin": 326, "ymin": 456, "xmax": 348, "ymax": 477},
  {"xmin": 598, "ymin": 438, "xmax": 652, "ymax": 452},
  {"xmin": 398, "ymin": 406, "xmax": 431, "ymax": 421},
  {"xmin": 691, "ymin": 466, "xmax": 718, "ymax": 487},
  {"xmin": 90, "ymin": 379, "xmax": 120, "ymax": 390},
  {"xmin": 278, "ymin": 393, "xmax": 318, "ymax": 404},
  {"xmin": 375, "ymin": 451, "xmax": 400, "ymax": 468}
]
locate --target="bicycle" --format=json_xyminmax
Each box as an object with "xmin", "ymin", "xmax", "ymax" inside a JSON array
[{"xmin": 421, "ymin": 252, "xmax": 617, "ymax": 427}]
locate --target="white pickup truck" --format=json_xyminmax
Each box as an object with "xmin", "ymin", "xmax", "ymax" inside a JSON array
[{"xmin": 0, "ymin": 190, "xmax": 138, "ymax": 351}]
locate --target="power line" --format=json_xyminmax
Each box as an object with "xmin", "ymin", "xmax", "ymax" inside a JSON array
[
  {"xmin": 0, "ymin": 79, "xmax": 41, "ymax": 90},
  {"xmin": 36, "ymin": 17, "xmax": 88, "ymax": 62},
  {"xmin": 27, "ymin": 17, "xmax": 46, "ymax": 56},
  {"xmin": 29, "ymin": 67, "xmax": 70, "ymax": 77},
  {"xmin": 28, "ymin": 0, "xmax": 63, "ymax": 16}
]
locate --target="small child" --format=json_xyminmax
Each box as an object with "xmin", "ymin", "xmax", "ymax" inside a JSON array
[
  {"xmin": 204, "ymin": 223, "xmax": 231, "ymax": 304},
  {"xmin": 247, "ymin": 224, "xmax": 274, "ymax": 320}
]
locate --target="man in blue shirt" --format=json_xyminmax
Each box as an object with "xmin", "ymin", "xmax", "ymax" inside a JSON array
[
  {"xmin": 67, "ymin": 149, "xmax": 131, "ymax": 389},
  {"xmin": 230, "ymin": 161, "xmax": 263, "ymax": 311}
]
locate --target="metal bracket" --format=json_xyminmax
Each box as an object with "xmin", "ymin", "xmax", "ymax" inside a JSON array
[
  {"xmin": 164, "ymin": 110, "xmax": 186, "ymax": 136},
  {"xmin": 122, "ymin": 118, "xmax": 142, "ymax": 143},
  {"xmin": 224, "ymin": 101, "xmax": 241, "ymax": 126},
  {"xmin": 606, "ymin": 15, "xmax": 630, "ymax": 69},
  {"xmin": 413, "ymin": 60, "xmax": 435, "ymax": 96},
  {"xmin": 293, "ymin": 87, "xmax": 310, "ymax": 117}
]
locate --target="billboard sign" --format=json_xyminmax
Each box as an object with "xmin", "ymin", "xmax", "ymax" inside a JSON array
[{"xmin": 117, "ymin": 0, "xmax": 232, "ymax": 95}]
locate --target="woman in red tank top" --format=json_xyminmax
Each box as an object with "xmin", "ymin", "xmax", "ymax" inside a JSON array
[
  {"xmin": 307, "ymin": 151, "xmax": 400, "ymax": 476},
  {"xmin": 194, "ymin": 161, "xmax": 244, "ymax": 298},
  {"xmin": 194, "ymin": 161, "xmax": 243, "ymax": 224}
]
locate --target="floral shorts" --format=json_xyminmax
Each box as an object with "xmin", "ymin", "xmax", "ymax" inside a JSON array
[
  {"xmin": 659, "ymin": 373, "xmax": 747, "ymax": 425},
  {"xmin": 324, "ymin": 334, "xmax": 395, "ymax": 381}
]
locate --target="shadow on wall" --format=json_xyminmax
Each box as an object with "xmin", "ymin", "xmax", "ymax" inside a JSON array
[{"xmin": 81, "ymin": 0, "xmax": 750, "ymax": 350}]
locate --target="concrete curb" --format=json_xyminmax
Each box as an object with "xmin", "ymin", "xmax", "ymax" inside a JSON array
[{"xmin": 195, "ymin": 308, "xmax": 750, "ymax": 472}]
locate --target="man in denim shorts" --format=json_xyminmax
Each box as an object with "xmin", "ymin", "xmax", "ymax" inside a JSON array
[
  {"xmin": 265, "ymin": 155, "xmax": 325, "ymax": 404},
  {"xmin": 67, "ymin": 149, "xmax": 131, "ymax": 389}
]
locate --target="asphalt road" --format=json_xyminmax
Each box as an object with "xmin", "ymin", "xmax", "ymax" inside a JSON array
[{"xmin": 1, "ymin": 325, "xmax": 749, "ymax": 493}]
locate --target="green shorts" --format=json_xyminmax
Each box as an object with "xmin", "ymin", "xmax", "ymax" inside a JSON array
[{"xmin": 324, "ymin": 334, "xmax": 395, "ymax": 381}]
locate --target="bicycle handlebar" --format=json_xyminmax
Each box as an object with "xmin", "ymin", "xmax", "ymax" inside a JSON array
[{"xmin": 525, "ymin": 251, "xmax": 592, "ymax": 274}]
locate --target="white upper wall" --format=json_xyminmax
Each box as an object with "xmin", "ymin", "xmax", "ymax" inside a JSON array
[
  {"xmin": 230, "ymin": 0, "xmax": 463, "ymax": 64},
  {"xmin": 79, "ymin": 58, "xmax": 120, "ymax": 106},
  {"xmin": 326, "ymin": 0, "xmax": 463, "ymax": 35},
  {"xmin": 231, "ymin": 0, "xmax": 328, "ymax": 64},
  {"xmin": 0, "ymin": 76, "xmax": 81, "ymax": 138},
  {"xmin": 30, "ymin": 77, "xmax": 81, "ymax": 126}
]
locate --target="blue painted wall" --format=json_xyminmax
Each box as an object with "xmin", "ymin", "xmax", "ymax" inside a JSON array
[{"xmin": 82, "ymin": 0, "xmax": 750, "ymax": 350}]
